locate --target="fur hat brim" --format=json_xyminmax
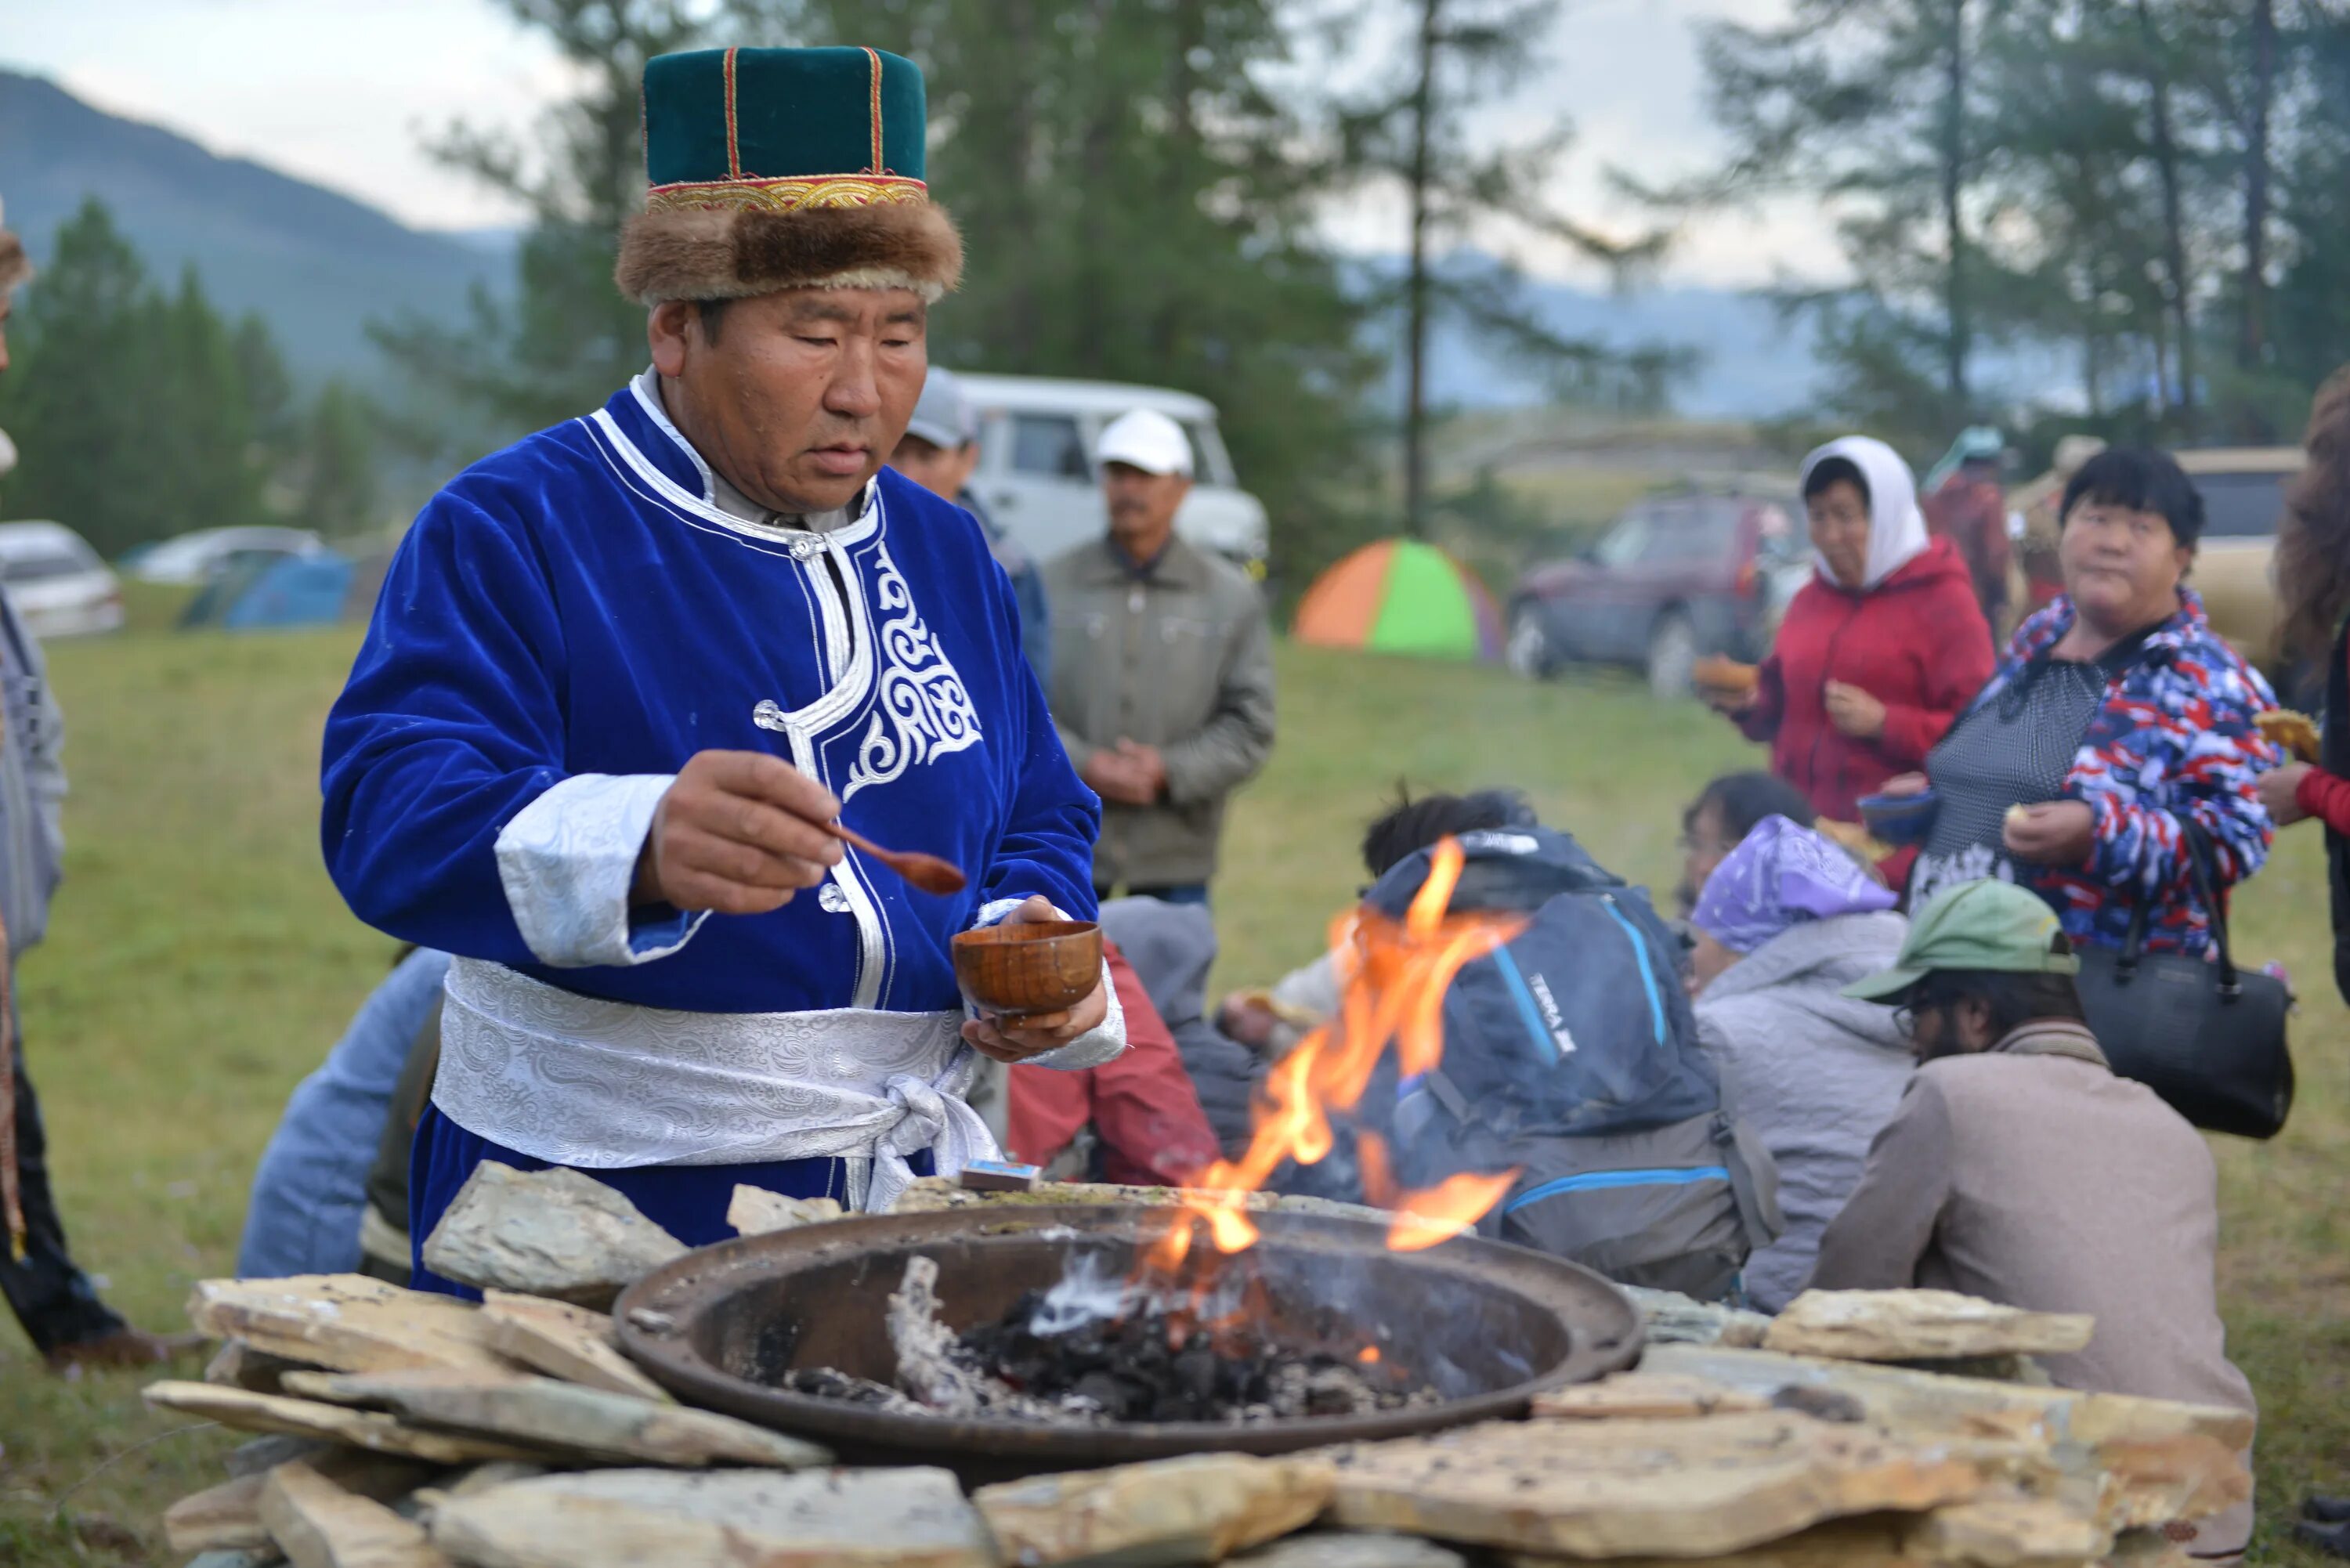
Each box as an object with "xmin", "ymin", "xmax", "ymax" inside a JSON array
[
  {"xmin": 0, "ymin": 229, "xmax": 31, "ymax": 296},
  {"xmin": 615, "ymin": 201, "xmax": 961, "ymax": 307}
]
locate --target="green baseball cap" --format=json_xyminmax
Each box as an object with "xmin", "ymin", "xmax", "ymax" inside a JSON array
[{"xmin": 1842, "ymin": 880, "xmax": 2081, "ymax": 1002}]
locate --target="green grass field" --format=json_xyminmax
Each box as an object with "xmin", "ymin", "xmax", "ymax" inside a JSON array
[{"xmin": 0, "ymin": 630, "xmax": 2341, "ymax": 1564}]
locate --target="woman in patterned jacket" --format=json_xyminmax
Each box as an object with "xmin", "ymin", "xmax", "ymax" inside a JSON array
[{"xmin": 1889, "ymin": 446, "xmax": 2279, "ymax": 953}]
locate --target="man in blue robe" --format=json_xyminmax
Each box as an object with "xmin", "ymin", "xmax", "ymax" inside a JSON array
[{"xmin": 320, "ymin": 45, "xmax": 1122, "ymax": 1290}]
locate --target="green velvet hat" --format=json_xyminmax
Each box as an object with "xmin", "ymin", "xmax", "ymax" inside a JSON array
[{"xmin": 615, "ymin": 45, "xmax": 961, "ymax": 306}]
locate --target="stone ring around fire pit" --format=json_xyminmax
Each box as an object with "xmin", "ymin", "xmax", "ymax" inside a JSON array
[{"xmin": 614, "ymin": 1203, "xmax": 1642, "ymax": 1483}]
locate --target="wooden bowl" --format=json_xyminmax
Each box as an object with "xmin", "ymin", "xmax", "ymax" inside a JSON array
[{"xmin": 951, "ymin": 919, "xmax": 1103, "ymax": 1020}]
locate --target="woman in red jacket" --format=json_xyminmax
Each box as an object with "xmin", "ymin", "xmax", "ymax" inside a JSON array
[
  {"xmin": 1706, "ymin": 435, "xmax": 1995, "ymax": 833},
  {"xmin": 2254, "ymin": 363, "xmax": 2350, "ymax": 1564}
]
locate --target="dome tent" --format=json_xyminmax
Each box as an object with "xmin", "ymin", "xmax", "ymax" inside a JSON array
[{"xmin": 1292, "ymin": 537, "xmax": 1502, "ymax": 662}]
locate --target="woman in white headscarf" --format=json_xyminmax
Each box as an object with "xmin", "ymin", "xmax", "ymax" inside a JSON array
[{"xmin": 1704, "ymin": 437, "xmax": 1994, "ymax": 869}]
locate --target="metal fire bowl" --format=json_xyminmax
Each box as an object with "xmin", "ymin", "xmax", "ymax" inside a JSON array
[{"xmin": 614, "ymin": 1204, "xmax": 1642, "ymax": 1481}]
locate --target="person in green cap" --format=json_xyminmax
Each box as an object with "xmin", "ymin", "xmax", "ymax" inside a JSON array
[
  {"xmin": 319, "ymin": 45, "xmax": 1126, "ymax": 1288},
  {"xmin": 1813, "ymin": 879, "xmax": 2255, "ymax": 1561}
]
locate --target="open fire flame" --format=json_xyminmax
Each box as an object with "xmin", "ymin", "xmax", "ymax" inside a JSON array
[{"xmin": 1141, "ymin": 836, "xmax": 1525, "ymax": 1286}]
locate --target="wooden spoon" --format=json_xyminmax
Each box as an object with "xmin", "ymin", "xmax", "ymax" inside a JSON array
[{"xmin": 826, "ymin": 821, "xmax": 967, "ymax": 896}]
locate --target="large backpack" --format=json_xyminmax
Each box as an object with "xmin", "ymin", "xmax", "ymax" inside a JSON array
[{"xmin": 1365, "ymin": 827, "xmax": 1781, "ymax": 1302}]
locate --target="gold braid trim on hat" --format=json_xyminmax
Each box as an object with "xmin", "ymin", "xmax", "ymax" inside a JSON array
[{"xmin": 645, "ymin": 174, "xmax": 928, "ymax": 215}]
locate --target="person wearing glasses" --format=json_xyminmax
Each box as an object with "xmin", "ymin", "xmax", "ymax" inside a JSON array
[{"xmin": 1815, "ymin": 880, "xmax": 2254, "ymax": 1563}]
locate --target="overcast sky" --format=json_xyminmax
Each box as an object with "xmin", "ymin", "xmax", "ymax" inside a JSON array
[{"xmin": 5, "ymin": 0, "xmax": 1835, "ymax": 290}]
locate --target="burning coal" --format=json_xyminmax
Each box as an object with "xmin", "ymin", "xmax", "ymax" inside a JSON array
[{"xmin": 1143, "ymin": 837, "xmax": 1524, "ymax": 1284}]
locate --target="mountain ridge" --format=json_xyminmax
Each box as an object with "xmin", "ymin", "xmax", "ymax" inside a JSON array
[{"xmin": 0, "ymin": 67, "xmax": 501, "ymax": 382}]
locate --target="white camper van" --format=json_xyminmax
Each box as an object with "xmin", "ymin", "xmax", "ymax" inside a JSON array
[{"xmin": 955, "ymin": 374, "xmax": 1268, "ymax": 573}]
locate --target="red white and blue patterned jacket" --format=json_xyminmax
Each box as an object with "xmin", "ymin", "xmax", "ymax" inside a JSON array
[{"xmin": 1967, "ymin": 589, "xmax": 2280, "ymax": 955}]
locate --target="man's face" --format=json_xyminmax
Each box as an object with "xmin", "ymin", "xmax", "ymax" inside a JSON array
[
  {"xmin": 650, "ymin": 287, "xmax": 927, "ymax": 514},
  {"xmin": 1900, "ymin": 991, "xmax": 1994, "ymax": 1062},
  {"xmin": 1103, "ymin": 461, "xmax": 1191, "ymax": 557},
  {"xmin": 889, "ymin": 431, "xmax": 981, "ymax": 504}
]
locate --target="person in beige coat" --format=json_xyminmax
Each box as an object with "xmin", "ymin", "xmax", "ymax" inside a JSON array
[
  {"xmin": 1045, "ymin": 409, "xmax": 1275, "ymax": 903},
  {"xmin": 1816, "ymin": 880, "xmax": 2256, "ymax": 1561}
]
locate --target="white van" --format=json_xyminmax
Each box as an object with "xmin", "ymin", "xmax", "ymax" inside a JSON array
[{"xmin": 956, "ymin": 374, "xmax": 1269, "ymax": 573}]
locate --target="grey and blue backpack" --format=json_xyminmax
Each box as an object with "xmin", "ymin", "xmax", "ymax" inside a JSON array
[{"xmin": 1366, "ymin": 826, "xmax": 1782, "ymax": 1302}]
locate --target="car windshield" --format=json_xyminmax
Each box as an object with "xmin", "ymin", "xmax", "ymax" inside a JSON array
[
  {"xmin": 2190, "ymin": 471, "xmax": 2290, "ymax": 539},
  {"xmin": 1592, "ymin": 515, "xmax": 1649, "ymax": 569},
  {"xmin": 0, "ymin": 549, "xmax": 99, "ymax": 584}
]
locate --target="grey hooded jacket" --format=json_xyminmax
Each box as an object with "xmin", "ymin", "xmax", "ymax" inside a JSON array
[{"xmin": 1692, "ymin": 910, "xmax": 1911, "ymax": 1313}]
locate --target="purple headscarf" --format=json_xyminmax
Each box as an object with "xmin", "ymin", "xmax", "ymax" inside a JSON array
[{"xmin": 1691, "ymin": 815, "xmax": 1896, "ymax": 954}]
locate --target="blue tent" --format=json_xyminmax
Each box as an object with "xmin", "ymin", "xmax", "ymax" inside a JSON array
[{"xmin": 181, "ymin": 550, "xmax": 357, "ymax": 630}]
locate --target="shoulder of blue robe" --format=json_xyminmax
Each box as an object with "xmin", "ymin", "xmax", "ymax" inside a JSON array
[{"xmin": 320, "ymin": 392, "xmax": 1103, "ymax": 1014}]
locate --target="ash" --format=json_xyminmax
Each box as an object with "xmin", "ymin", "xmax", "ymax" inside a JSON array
[{"xmin": 782, "ymin": 1254, "xmax": 1438, "ymax": 1427}]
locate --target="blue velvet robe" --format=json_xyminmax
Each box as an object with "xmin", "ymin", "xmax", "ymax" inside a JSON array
[
  {"xmin": 321, "ymin": 378, "xmax": 1101, "ymax": 1015},
  {"xmin": 320, "ymin": 380, "xmax": 1102, "ymax": 1274}
]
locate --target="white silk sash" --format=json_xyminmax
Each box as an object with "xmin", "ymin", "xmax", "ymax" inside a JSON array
[{"xmin": 431, "ymin": 957, "xmax": 997, "ymax": 1212}]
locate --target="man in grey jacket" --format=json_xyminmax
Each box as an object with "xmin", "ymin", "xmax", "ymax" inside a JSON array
[
  {"xmin": 0, "ymin": 204, "xmax": 192, "ymax": 1369},
  {"xmin": 1817, "ymin": 880, "xmax": 2255, "ymax": 1560},
  {"xmin": 1045, "ymin": 409, "xmax": 1275, "ymax": 903}
]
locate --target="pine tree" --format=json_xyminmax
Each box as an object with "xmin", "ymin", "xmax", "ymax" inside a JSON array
[
  {"xmin": 0, "ymin": 200, "xmax": 159, "ymax": 551},
  {"xmin": 1331, "ymin": 0, "xmax": 1670, "ymax": 536},
  {"xmin": 372, "ymin": 0, "xmax": 706, "ymax": 453},
  {"xmin": 1671, "ymin": 0, "xmax": 2011, "ymax": 442},
  {"xmin": 150, "ymin": 264, "xmax": 266, "ymax": 539},
  {"xmin": 295, "ymin": 380, "xmax": 379, "ymax": 534}
]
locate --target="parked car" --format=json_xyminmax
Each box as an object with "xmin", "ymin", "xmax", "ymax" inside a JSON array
[
  {"xmin": 955, "ymin": 374, "xmax": 1269, "ymax": 573},
  {"xmin": 122, "ymin": 526, "xmax": 325, "ymax": 584},
  {"xmin": 1506, "ymin": 486, "xmax": 1807, "ymax": 695},
  {"xmin": 0, "ymin": 522, "xmax": 125, "ymax": 639}
]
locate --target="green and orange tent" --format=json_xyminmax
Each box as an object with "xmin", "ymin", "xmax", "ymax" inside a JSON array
[{"xmin": 1292, "ymin": 538, "xmax": 1504, "ymax": 663}]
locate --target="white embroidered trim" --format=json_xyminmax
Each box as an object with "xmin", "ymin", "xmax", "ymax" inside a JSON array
[
  {"xmin": 432, "ymin": 958, "xmax": 999, "ymax": 1211},
  {"xmin": 841, "ymin": 539, "xmax": 985, "ymax": 803},
  {"xmin": 494, "ymin": 774, "xmax": 706, "ymax": 968}
]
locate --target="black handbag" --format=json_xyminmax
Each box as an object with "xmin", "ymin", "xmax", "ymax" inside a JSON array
[{"xmin": 2073, "ymin": 823, "xmax": 2295, "ymax": 1139}]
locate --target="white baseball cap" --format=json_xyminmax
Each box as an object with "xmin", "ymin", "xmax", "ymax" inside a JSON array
[{"xmin": 1095, "ymin": 409, "xmax": 1193, "ymax": 479}]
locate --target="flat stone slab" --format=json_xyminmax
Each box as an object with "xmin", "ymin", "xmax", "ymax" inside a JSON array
[
  {"xmin": 1324, "ymin": 1411, "xmax": 1993, "ymax": 1558},
  {"xmin": 1531, "ymin": 1371, "xmax": 1774, "ymax": 1420},
  {"xmin": 889, "ymin": 1175, "xmax": 1391, "ymax": 1227},
  {"xmin": 280, "ymin": 1367, "xmax": 830, "ymax": 1469},
  {"xmin": 974, "ymin": 1453, "xmax": 1338, "ymax": 1566},
  {"xmin": 1640, "ymin": 1345, "xmax": 2253, "ymax": 1530},
  {"xmin": 144, "ymin": 1382, "xmax": 542, "ymax": 1465},
  {"xmin": 1232, "ymin": 1532, "xmax": 1467, "ymax": 1567},
  {"xmin": 420, "ymin": 1162, "xmax": 687, "ymax": 1308},
  {"xmin": 1765, "ymin": 1292, "xmax": 2095, "ymax": 1364},
  {"xmin": 728, "ymin": 1184, "xmax": 846, "ymax": 1236},
  {"xmin": 429, "ymin": 1466, "xmax": 996, "ymax": 1568},
  {"xmin": 189, "ymin": 1275, "xmax": 515, "ymax": 1376},
  {"xmin": 260, "ymin": 1460, "xmax": 450, "ymax": 1568},
  {"xmin": 1625, "ymin": 1285, "xmax": 1774, "ymax": 1349},
  {"xmin": 477, "ymin": 1291, "xmax": 671, "ymax": 1402},
  {"xmin": 168, "ymin": 1452, "xmax": 435, "ymax": 1555},
  {"xmin": 166, "ymin": 1472, "xmax": 271, "ymax": 1555}
]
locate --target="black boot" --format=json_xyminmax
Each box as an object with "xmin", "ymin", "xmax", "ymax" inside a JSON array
[
  {"xmin": 2296, "ymin": 1519, "xmax": 2350, "ymax": 1560},
  {"xmin": 2307, "ymin": 1498, "xmax": 2350, "ymax": 1526}
]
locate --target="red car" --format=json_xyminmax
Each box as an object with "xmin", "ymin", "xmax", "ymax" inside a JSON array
[{"xmin": 1506, "ymin": 487, "xmax": 1807, "ymax": 696}]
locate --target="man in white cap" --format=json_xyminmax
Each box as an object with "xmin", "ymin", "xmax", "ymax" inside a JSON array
[
  {"xmin": 888, "ymin": 367, "xmax": 1050, "ymax": 684},
  {"xmin": 1043, "ymin": 409, "xmax": 1275, "ymax": 905}
]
